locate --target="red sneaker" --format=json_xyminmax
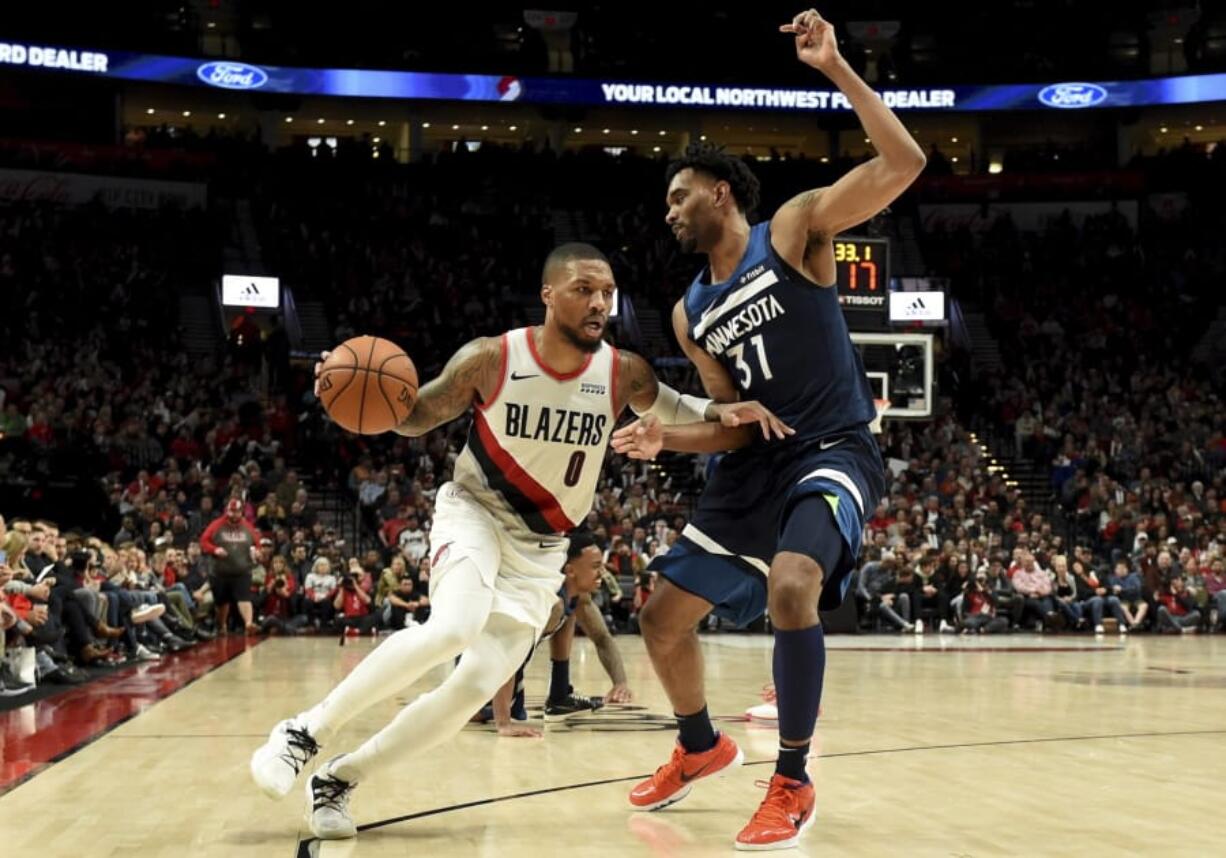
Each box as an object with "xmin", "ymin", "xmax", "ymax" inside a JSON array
[
  {"xmin": 629, "ymin": 733, "xmax": 743, "ymax": 811},
  {"xmin": 734, "ymin": 774, "xmax": 816, "ymax": 851}
]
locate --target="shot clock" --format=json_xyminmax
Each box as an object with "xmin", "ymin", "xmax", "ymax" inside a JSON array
[{"xmin": 833, "ymin": 237, "xmax": 889, "ymax": 311}]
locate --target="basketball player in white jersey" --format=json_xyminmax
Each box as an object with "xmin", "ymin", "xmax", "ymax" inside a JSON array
[{"xmin": 249, "ymin": 242, "xmax": 788, "ymax": 840}]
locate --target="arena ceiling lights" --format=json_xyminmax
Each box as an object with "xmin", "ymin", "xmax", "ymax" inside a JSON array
[{"xmin": 2, "ymin": 40, "xmax": 1225, "ymax": 113}]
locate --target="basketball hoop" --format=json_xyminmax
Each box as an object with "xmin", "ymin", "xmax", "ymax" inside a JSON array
[{"xmin": 869, "ymin": 398, "xmax": 889, "ymax": 434}]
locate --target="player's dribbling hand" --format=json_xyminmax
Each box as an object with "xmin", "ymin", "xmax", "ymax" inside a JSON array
[
  {"xmin": 611, "ymin": 415, "xmax": 664, "ymax": 461},
  {"xmin": 313, "ymin": 351, "xmax": 331, "ymax": 398},
  {"xmin": 712, "ymin": 401, "xmax": 795, "ymax": 441},
  {"xmin": 605, "ymin": 684, "xmax": 634, "ymax": 704},
  {"xmin": 497, "ymin": 723, "xmax": 543, "ymax": 738},
  {"xmin": 779, "ymin": 8, "xmax": 841, "ymax": 72}
]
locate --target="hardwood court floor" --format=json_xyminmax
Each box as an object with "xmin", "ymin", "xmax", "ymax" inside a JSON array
[{"xmin": 1, "ymin": 631, "xmax": 1223, "ymax": 857}]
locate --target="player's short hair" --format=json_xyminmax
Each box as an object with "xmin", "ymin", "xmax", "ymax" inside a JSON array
[
  {"xmin": 666, "ymin": 141, "xmax": 761, "ymax": 216},
  {"xmin": 566, "ymin": 529, "xmax": 600, "ymax": 561},
  {"xmin": 542, "ymin": 242, "xmax": 609, "ymax": 284}
]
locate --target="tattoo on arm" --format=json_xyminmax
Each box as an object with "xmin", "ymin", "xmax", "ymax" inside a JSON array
[
  {"xmin": 786, "ymin": 189, "xmax": 821, "ymax": 211},
  {"xmin": 620, "ymin": 351, "xmax": 660, "ymax": 415},
  {"xmin": 575, "ymin": 597, "xmax": 627, "ymax": 685},
  {"xmin": 395, "ymin": 337, "xmax": 500, "ymax": 436},
  {"xmin": 786, "ymin": 188, "xmax": 831, "ymax": 245}
]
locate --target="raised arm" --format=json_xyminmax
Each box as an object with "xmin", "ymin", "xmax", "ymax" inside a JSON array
[
  {"xmin": 392, "ymin": 337, "xmax": 503, "ymax": 437},
  {"xmin": 770, "ymin": 9, "xmax": 926, "ymax": 277}
]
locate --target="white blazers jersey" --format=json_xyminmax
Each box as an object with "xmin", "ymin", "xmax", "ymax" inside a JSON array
[{"xmin": 453, "ymin": 327, "xmax": 619, "ymax": 536}]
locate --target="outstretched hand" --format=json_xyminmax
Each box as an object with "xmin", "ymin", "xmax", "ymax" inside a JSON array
[
  {"xmin": 711, "ymin": 400, "xmax": 795, "ymax": 441},
  {"xmin": 313, "ymin": 351, "xmax": 331, "ymax": 399},
  {"xmin": 611, "ymin": 414, "xmax": 664, "ymax": 461},
  {"xmin": 780, "ymin": 8, "xmax": 841, "ymax": 71},
  {"xmin": 605, "ymin": 683, "xmax": 634, "ymax": 704}
]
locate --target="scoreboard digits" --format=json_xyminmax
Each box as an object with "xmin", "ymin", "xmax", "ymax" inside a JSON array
[{"xmin": 834, "ymin": 238, "xmax": 889, "ymax": 310}]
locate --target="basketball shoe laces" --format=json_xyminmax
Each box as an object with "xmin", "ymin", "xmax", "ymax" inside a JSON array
[
  {"xmin": 281, "ymin": 727, "xmax": 320, "ymax": 774},
  {"xmin": 312, "ymin": 773, "xmax": 354, "ymax": 813},
  {"xmin": 748, "ymin": 778, "xmax": 805, "ymax": 830},
  {"xmin": 645, "ymin": 743, "xmax": 692, "ymax": 787}
]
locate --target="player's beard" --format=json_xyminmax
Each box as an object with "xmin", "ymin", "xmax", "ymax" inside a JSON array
[
  {"xmin": 677, "ymin": 233, "xmax": 698, "ymax": 254},
  {"xmin": 559, "ymin": 319, "xmax": 605, "ymax": 353}
]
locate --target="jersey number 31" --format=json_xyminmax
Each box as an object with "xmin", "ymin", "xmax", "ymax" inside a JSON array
[{"xmin": 727, "ymin": 334, "xmax": 774, "ymax": 388}]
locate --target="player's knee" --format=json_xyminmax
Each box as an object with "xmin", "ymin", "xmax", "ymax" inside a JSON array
[
  {"xmin": 419, "ymin": 620, "xmax": 481, "ymax": 659},
  {"xmin": 638, "ymin": 598, "xmax": 680, "ymax": 648},
  {"xmin": 451, "ymin": 667, "xmax": 508, "ymax": 709},
  {"xmin": 638, "ymin": 597, "xmax": 663, "ymax": 640},
  {"xmin": 768, "ymin": 553, "xmax": 823, "ymax": 624}
]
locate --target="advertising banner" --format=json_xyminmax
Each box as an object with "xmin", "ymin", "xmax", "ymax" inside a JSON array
[{"xmin": 3, "ymin": 39, "xmax": 1225, "ymax": 113}]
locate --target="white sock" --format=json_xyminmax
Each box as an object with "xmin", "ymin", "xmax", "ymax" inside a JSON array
[
  {"xmin": 302, "ymin": 558, "xmax": 494, "ymax": 744},
  {"xmin": 332, "ymin": 612, "xmax": 536, "ymax": 783}
]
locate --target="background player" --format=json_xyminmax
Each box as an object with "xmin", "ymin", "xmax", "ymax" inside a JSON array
[
  {"xmin": 249, "ymin": 242, "xmax": 784, "ymax": 840},
  {"xmin": 616, "ymin": 9, "xmax": 926, "ymax": 851},
  {"xmin": 484, "ymin": 529, "xmax": 632, "ymax": 737}
]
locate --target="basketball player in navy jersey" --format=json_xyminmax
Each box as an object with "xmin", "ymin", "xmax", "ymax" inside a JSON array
[
  {"xmin": 249, "ymin": 242, "xmax": 784, "ymax": 840},
  {"xmin": 612, "ymin": 9, "xmax": 926, "ymax": 850}
]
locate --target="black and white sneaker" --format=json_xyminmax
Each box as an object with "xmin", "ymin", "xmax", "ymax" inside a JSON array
[
  {"xmin": 250, "ymin": 718, "xmax": 320, "ymax": 799},
  {"xmin": 307, "ymin": 758, "xmax": 358, "ymax": 839},
  {"xmin": 543, "ymin": 692, "xmax": 604, "ymax": 722},
  {"xmin": 0, "ymin": 663, "xmax": 34, "ymax": 697}
]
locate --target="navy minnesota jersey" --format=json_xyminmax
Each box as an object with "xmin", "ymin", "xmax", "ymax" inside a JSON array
[{"xmin": 683, "ymin": 221, "xmax": 876, "ymax": 443}]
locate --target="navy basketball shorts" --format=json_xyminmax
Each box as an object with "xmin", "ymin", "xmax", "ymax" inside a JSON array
[{"xmin": 649, "ymin": 425, "xmax": 885, "ymax": 627}]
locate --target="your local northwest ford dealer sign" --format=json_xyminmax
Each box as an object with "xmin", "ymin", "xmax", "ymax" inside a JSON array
[
  {"xmin": 598, "ymin": 82, "xmax": 956, "ymax": 109},
  {"xmin": 2, "ymin": 39, "xmax": 1225, "ymax": 113},
  {"xmin": 0, "ymin": 42, "xmax": 107, "ymax": 71}
]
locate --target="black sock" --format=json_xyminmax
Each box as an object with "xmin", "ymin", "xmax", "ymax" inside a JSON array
[
  {"xmin": 775, "ymin": 743, "xmax": 810, "ymax": 782},
  {"xmin": 676, "ymin": 706, "xmax": 717, "ymax": 752},
  {"xmin": 548, "ymin": 659, "xmax": 571, "ymax": 703}
]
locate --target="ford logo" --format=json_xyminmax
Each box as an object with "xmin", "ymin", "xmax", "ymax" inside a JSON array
[
  {"xmin": 196, "ymin": 61, "xmax": 268, "ymax": 90},
  {"xmin": 1037, "ymin": 82, "xmax": 1108, "ymax": 109}
]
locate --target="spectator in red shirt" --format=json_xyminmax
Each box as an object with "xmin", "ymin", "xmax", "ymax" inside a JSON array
[
  {"xmin": 961, "ymin": 571, "xmax": 1008, "ymax": 634},
  {"xmin": 259, "ymin": 558, "xmax": 308, "ymax": 636},
  {"xmin": 379, "ymin": 505, "xmax": 410, "ymax": 552},
  {"xmin": 1155, "ymin": 575, "xmax": 1201, "ymax": 634},
  {"xmin": 199, "ymin": 498, "xmax": 261, "ymax": 635},
  {"xmin": 335, "ymin": 558, "xmax": 374, "ymax": 636},
  {"xmin": 1205, "ymin": 557, "xmax": 1226, "ymax": 632}
]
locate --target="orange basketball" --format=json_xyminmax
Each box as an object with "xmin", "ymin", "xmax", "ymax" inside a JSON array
[{"xmin": 318, "ymin": 336, "xmax": 418, "ymax": 435}]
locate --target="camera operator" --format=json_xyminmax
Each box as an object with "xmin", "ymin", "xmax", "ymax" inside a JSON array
[{"xmin": 334, "ymin": 558, "xmax": 375, "ymax": 637}]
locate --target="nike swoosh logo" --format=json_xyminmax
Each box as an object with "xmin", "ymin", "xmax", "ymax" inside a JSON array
[
  {"xmin": 538, "ymin": 541, "xmax": 561, "ymax": 550},
  {"xmin": 819, "ymin": 437, "xmax": 846, "ymax": 450},
  {"xmin": 510, "ymin": 372, "xmax": 539, "ymax": 381},
  {"xmin": 679, "ymin": 760, "xmax": 716, "ymax": 783}
]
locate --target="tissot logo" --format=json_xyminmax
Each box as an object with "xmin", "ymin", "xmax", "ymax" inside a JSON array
[
  {"xmin": 196, "ymin": 61, "xmax": 268, "ymax": 90},
  {"xmin": 1037, "ymin": 82, "xmax": 1108, "ymax": 109}
]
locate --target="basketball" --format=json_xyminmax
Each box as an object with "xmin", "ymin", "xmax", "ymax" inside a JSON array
[{"xmin": 318, "ymin": 335, "xmax": 418, "ymax": 435}]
